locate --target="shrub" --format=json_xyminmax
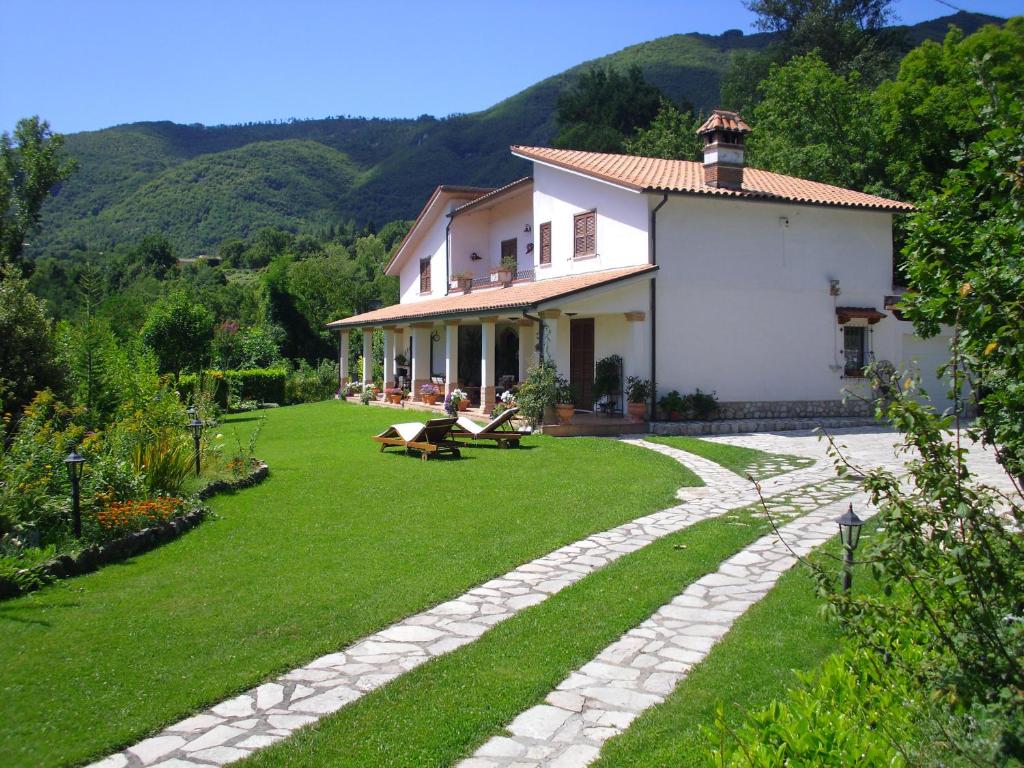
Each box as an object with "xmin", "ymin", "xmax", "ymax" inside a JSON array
[
  {"xmin": 180, "ymin": 368, "xmax": 288, "ymax": 408},
  {"xmin": 658, "ymin": 389, "xmax": 685, "ymax": 418},
  {"xmin": 685, "ymin": 387, "xmax": 718, "ymax": 419},
  {"xmin": 286, "ymin": 360, "xmax": 338, "ymax": 404},
  {"xmin": 516, "ymin": 359, "xmax": 558, "ymax": 426}
]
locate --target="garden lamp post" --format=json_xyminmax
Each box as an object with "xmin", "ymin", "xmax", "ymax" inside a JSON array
[
  {"xmin": 188, "ymin": 416, "xmax": 203, "ymax": 477},
  {"xmin": 836, "ymin": 503, "xmax": 864, "ymax": 592},
  {"xmin": 64, "ymin": 451, "xmax": 86, "ymax": 539}
]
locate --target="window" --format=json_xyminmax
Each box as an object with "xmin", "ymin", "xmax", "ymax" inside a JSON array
[
  {"xmin": 419, "ymin": 257, "xmax": 431, "ymax": 293},
  {"xmin": 539, "ymin": 221, "xmax": 552, "ymax": 265},
  {"xmin": 573, "ymin": 211, "xmax": 595, "ymax": 258},
  {"xmin": 843, "ymin": 326, "xmax": 866, "ymax": 376},
  {"xmin": 501, "ymin": 238, "xmax": 518, "ymax": 270}
]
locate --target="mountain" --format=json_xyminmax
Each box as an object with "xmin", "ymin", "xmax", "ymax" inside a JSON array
[{"xmin": 34, "ymin": 11, "xmax": 1002, "ymax": 257}]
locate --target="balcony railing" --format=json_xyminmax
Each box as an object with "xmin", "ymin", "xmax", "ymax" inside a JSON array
[{"xmin": 469, "ymin": 268, "xmax": 536, "ymax": 288}]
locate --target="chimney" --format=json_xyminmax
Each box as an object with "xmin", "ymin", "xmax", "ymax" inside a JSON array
[{"xmin": 697, "ymin": 109, "xmax": 751, "ymax": 191}]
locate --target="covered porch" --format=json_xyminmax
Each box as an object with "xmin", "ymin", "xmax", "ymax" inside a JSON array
[{"xmin": 327, "ymin": 265, "xmax": 658, "ymax": 421}]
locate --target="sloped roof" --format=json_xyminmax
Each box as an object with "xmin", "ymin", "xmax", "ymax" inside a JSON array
[
  {"xmin": 697, "ymin": 109, "xmax": 751, "ymax": 135},
  {"xmin": 450, "ymin": 177, "xmax": 533, "ymax": 217},
  {"xmin": 511, "ymin": 146, "xmax": 914, "ymax": 212},
  {"xmin": 327, "ymin": 265, "xmax": 657, "ymax": 329}
]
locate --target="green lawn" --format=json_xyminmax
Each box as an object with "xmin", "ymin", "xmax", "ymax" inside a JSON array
[
  {"xmin": 645, "ymin": 435, "xmax": 815, "ymax": 479},
  {"xmin": 0, "ymin": 402, "xmax": 696, "ymax": 768},
  {"xmin": 593, "ymin": 522, "xmax": 881, "ymax": 767}
]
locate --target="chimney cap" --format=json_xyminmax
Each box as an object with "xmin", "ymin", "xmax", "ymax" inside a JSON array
[{"xmin": 697, "ymin": 109, "xmax": 751, "ymax": 137}]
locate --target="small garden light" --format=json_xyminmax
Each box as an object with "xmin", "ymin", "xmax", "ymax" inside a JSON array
[
  {"xmin": 64, "ymin": 451, "xmax": 86, "ymax": 539},
  {"xmin": 836, "ymin": 502, "xmax": 864, "ymax": 592},
  {"xmin": 188, "ymin": 416, "xmax": 203, "ymax": 477}
]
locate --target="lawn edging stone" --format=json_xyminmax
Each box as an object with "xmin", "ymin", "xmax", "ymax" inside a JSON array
[{"xmin": 0, "ymin": 459, "xmax": 270, "ymax": 600}]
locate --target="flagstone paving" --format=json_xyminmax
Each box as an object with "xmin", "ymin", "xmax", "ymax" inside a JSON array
[
  {"xmin": 457, "ymin": 492, "xmax": 871, "ymax": 768},
  {"xmin": 88, "ymin": 440, "xmax": 842, "ymax": 768}
]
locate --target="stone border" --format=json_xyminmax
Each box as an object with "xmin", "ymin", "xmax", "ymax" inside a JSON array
[
  {"xmin": 650, "ymin": 415, "xmax": 880, "ymax": 436},
  {"xmin": 0, "ymin": 460, "xmax": 269, "ymax": 600}
]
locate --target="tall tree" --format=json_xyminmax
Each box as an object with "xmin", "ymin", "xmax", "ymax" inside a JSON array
[
  {"xmin": 0, "ymin": 117, "xmax": 77, "ymax": 272},
  {"xmin": 554, "ymin": 66, "xmax": 664, "ymax": 153},
  {"xmin": 0, "ymin": 264, "xmax": 63, "ymax": 415},
  {"xmin": 140, "ymin": 291, "xmax": 213, "ymax": 381},
  {"xmin": 624, "ymin": 100, "xmax": 704, "ymax": 161}
]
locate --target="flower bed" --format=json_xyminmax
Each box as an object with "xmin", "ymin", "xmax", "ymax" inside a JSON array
[{"xmin": 0, "ymin": 459, "xmax": 269, "ymax": 600}]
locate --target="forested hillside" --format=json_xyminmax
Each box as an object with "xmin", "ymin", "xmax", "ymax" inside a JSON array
[{"xmin": 33, "ymin": 11, "xmax": 998, "ymax": 258}]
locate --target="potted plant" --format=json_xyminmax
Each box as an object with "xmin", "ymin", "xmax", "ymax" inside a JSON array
[
  {"xmin": 491, "ymin": 254, "xmax": 516, "ymax": 285},
  {"xmin": 593, "ymin": 355, "xmax": 622, "ymax": 402},
  {"xmin": 658, "ymin": 390, "xmax": 685, "ymax": 421},
  {"xmin": 445, "ymin": 388, "xmax": 468, "ymax": 414},
  {"xmin": 690, "ymin": 388, "xmax": 719, "ymax": 420},
  {"xmin": 452, "ymin": 271, "xmax": 475, "ymax": 293},
  {"xmin": 492, "ymin": 389, "xmax": 516, "ymax": 416},
  {"xmin": 419, "ymin": 382, "xmax": 440, "ymax": 405},
  {"xmin": 384, "ymin": 386, "xmax": 404, "ymax": 404},
  {"xmin": 625, "ymin": 376, "xmax": 653, "ymax": 420},
  {"xmin": 359, "ymin": 389, "xmax": 373, "ymax": 405},
  {"xmin": 555, "ymin": 376, "xmax": 576, "ymax": 423}
]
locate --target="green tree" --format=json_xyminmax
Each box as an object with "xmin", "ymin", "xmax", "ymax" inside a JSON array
[
  {"xmin": 554, "ymin": 66, "xmax": 664, "ymax": 153},
  {"xmin": 0, "ymin": 117, "xmax": 77, "ymax": 271},
  {"xmin": 0, "ymin": 264, "xmax": 63, "ymax": 415},
  {"xmin": 876, "ymin": 18, "xmax": 1024, "ymax": 200},
  {"xmin": 747, "ymin": 52, "xmax": 885, "ymax": 193},
  {"xmin": 902, "ymin": 91, "xmax": 1024, "ymax": 479},
  {"xmin": 140, "ymin": 291, "xmax": 214, "ymax": 381},
  {"xmin": 624, "ymin": 100, "xmax": 704, "ymax": 161},
  {"xmin": 129, "ymin": 234, "xmax": 177, "ymax": 279}
]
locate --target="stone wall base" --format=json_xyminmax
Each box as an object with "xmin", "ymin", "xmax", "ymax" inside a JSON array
[{"xmin": 713, "ymin": 399, "xmax": 871, "ymax": 421}]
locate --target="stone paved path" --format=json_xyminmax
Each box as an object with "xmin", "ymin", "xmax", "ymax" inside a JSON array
[
  {"xmin": 90, "ymin": 440, "xmax": 838, "ymax": 768},
  {"xmin": 458, "ymin": 492, "xmax": 870, "ymax": 768}
]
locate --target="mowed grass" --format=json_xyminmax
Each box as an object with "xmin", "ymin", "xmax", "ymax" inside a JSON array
[
  {"xmin": 0, "ymin": 401, "xmax": 696, "ymax": 768},
  {"xmin": 242, "ymin": 504, "xmax": 786, "ymax": 767},
  {"xmin": 645, "ymin": 435, "xmax": 815, "ymax": 479},
  {"xmin": 593, "ymin": 522, "xmax": 881, "ymax": 767}
]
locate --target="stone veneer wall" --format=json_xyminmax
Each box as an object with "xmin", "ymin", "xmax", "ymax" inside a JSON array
[{"xmin": 712, "ymin": 399, "xmax": 871, "ymax": 420}]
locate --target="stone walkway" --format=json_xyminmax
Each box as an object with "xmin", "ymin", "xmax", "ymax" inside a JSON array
[
  {"xmin": 458, "ymin": 492, "xmax": 870, "ymax": 768},
  {"xmin": 90, "ymin": 439, "xmax": 838, "ymax": 768}
]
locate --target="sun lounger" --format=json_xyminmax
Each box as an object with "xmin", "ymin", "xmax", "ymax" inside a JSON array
[
  {"xmin": 451, "ymin": 407, "xmax": 529, "ymax": 447},
  {"xmin": 373, "ymin": 417, "xmax": 462, "ymax": 460}
]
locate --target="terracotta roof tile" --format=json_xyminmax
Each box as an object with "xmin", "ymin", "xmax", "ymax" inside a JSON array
[
  {"xmin": 511, "ymin": 146, "xmax": 914, "ymax": 212},
  {"xmin": 327, "ymin": 265, "xmax": 657, "ymax": 329},
  {"xmin": 697, "ymin": 109, "xmax": 751, "ymax": 135}
]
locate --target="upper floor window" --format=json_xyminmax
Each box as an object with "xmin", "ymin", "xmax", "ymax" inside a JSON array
[
  {"xmin": 573, "ymin": 210, "xmax": 596, "ymax": 258},
  {"xmin": 501, "ymin": 238, "xmax": 518, "ymax": 270},
  {"xmin": 419, "ymin": 257, "xmax": 431, "ymax": 293},
  {"xmin": 539, "ymin": 221, "xmax": 552, "ymax": 265}
]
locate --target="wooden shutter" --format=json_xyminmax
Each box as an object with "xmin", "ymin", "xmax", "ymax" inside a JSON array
[
  {"xmin": 539, "ymin": 221, "xmax": 551, "ymax": 265},
  {"xmin": 419, "ymin": 258, "xmax": 431, "ymax": 293},
  {"xmin": 574, "ymin": 211, "xmax": 595, "ymax": 257}
]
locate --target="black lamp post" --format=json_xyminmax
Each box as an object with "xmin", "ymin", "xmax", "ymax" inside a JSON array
[
  {"xmin": 64, "ymin": 451, "xmax": 86, "ymax": 539},
  {"xmin": 188, "ymin": 415, "xmax": 203, "ymax": 477},
  {"xmin": 836, "ymin": 502, "xmax": 864, "ymax": 592}
]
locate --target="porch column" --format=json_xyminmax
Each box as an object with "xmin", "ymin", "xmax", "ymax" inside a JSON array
[
  {"xmin": 410, "ymin": 323, "xmax": 432, "ymax": 400},
  {"xmin": 382, "ymin": 326, "xmax": 395, "ymax": 388},
  {"xmin": 361, "ymin": 328, "xmax": 374, "ymax": 388},
  {"xmin": 392, "ymin": 326, "xmax": 406, "ymax": 388},
  {"xmin": 444, "ymin": 320, "xmax": 460, "ymax": 396},
  {"xmin": 539, "ymin": 309, "xmax": 569, "ymax": 375},
  {"xmin": 338, "ymin": 330, "xmax": 349, "ymax": 388},
  {"xmin": 625, "ymin": 310, "xmax": 651, "ymax": 381},
  {"xmin": 517, "ymin": 318, "xmax": 536, "ymax": 381},
  {"xmin": 480, "ymin": 316, "xmax": 497, "ymax": 411}
]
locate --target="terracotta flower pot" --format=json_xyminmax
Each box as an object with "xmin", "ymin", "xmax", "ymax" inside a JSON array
[
  {"xmin": 387, "ymin": 393, "xmax": 403, "ymax": 404},
  {"xmin": 422, "ymin": 393, "xmax": 438, "ymax": 405},
  {"xmin": 457, "ymin": 399, "xmax": 470, "ymax": 411},
  {"xmin": 627, "ymin": 402, "xmax": 647, "ymax": 421},
  {"xmin": 556, "ymin": 403, "xmax": 575, "ymax": 423}
]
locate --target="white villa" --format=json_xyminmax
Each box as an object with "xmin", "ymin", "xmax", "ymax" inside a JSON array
[{"xmin": 328, "ymin": 110, "xmax": 949, "ymax": 420}]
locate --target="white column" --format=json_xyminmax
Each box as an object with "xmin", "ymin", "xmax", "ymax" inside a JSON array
[
  {"xmin": 382, "ymin": 328, "xmax": 395, "ymax": 388},
  {"xmin": 411, "ymin": 324, "xmax": 431, "ymax": 400},
  {"xmin": 362, "ymin": 328, "xmax": 374, "ymax": 388},
  {"xmin": 445, "ymin": 320, "xmax": 460, "ymax": 396},
  {"xmin": 480, "ymin": 316, "xmax": 497, "ymax": 411},
  {"xmin": 517, "ymin": 320, "xmax": 536, "ymax": 381},
  {"xmin": 540, "ymin": 310, "xmax": 569, "ymax": 375},
  {"xmin": 338, "ymin": 330, "xmax": 349, "ymax": 388}
]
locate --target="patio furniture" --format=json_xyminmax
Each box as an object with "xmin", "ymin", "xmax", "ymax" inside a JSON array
[
  {"xmin": 451, "ymin": 407, "xmax": 529, "ymax": 448},
  {"xmin": 373, "ymin": 417, "xmax": 462, "ymax": 460}
]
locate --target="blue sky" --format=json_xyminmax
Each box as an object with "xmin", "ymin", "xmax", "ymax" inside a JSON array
[{"xmin": 1, "ymin": 0, "xmax": 1020, "ymax": 134}]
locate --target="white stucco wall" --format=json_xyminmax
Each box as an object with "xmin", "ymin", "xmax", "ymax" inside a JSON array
[
  {"xmin": 653, "ymin": 195, "xmax": 898, "ymax": 402},
  {"xmin": 531, "ymin": 164, "xmax": 650, "ymax": 280},
  {"xmin": 450, "ymin": 191, "xmax": 533, "ymax": 282}
]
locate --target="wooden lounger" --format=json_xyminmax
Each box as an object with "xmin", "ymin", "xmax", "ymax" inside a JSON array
[
  {"xmin": 451, "ymin": 407, "xmax": 530, "ymax": 447},
  {"xmin": 373, "ymin": 417, "xmax": 462, "ymax": 460}
]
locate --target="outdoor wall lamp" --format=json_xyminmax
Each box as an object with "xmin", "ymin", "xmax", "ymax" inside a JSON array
[
  {"xmin": 836, "ymin": 502, "xmax": 864, "ymax": 592},
  {"xmin": 64, "ymin": 451, "xmax": 86, "ymax": 539},
  {"xmin": 470, "ymin": 252, "xmax": 482, "ymax": 260}
]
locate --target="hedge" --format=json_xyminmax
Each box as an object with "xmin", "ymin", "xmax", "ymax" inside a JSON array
[{"xmin": 180, "ymin": 368, "xmax": 287, "ymax": 407}]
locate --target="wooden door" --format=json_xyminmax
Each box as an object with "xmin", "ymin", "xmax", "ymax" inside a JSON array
[{"xmin": 570, "ymin": 318, "xmax": 595, "ymax": 409}]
